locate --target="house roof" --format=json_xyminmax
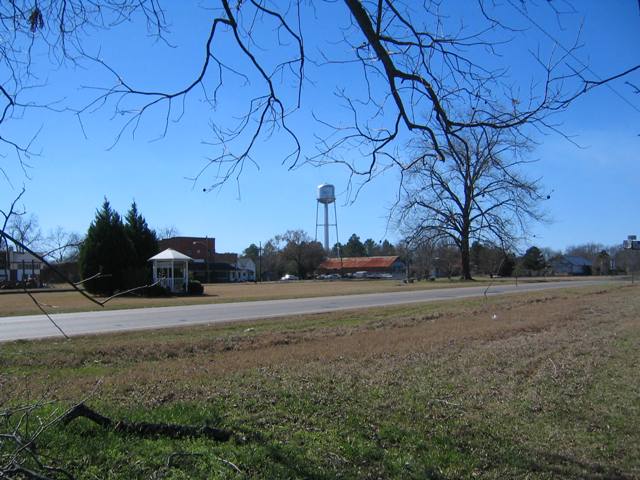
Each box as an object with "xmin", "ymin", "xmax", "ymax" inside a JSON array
[
  {"xmin": 319, "ymin": 256, "xmax": 400, "ymax": 270},
  {"xmin": 148, "ymin": 248, "xmax": 192, "ymax": 262},
  {"xmin": 562, "ymin": 255, "xmax": 592, "ymax": 266}
]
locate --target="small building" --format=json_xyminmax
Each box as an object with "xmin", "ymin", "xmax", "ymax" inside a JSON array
[
  {"xmin": 156, "ymin": 236, "xmax": 248, "ymax": 283},
  {"xmin": 317, "ymin": 256, "xmax": 406, "ymax": 279},
  {"xmin": 159, "ymin": 236, "xmax": 215, "ymax": 283},
  {"xmin": 233, "ymin": 257, "xmax": 256, "ymax": 282},
  {"xmin": 148, "ymin": 248, "xmax": 192, "ymax": 293},
  {"xmin": 550, "ymin": 255, "xmax": 592, "ymax": 275},
  {"xmin": 0, "ymin": 249, "xmax": 43, "ymax": 283}
]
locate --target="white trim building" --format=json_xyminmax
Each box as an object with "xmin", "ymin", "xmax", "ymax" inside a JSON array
[
  {"xmin": 0, "ymin": 250, "xmax": 43, "ymax": 283},
  {"xmin": 148, "ymin": 248, "xmax": 192, "ymax": 293}
]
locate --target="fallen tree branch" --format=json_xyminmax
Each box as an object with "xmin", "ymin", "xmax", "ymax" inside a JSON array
[{"xmin": 62, "ymin": 404, "xmax": 232, "ymax": 442}]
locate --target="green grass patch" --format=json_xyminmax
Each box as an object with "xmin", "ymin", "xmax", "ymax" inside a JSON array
[{"xmin": 2, "ymin": 284, "xmax": 639, "ymax": 478}]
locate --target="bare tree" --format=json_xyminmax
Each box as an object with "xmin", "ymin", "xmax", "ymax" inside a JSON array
[
  {"xmin": 156, "ymin": 225, "xmax": 180, "ymax": 241},
  {"xmin": 0, "ymin": 1, "xmax": 166, "ymax": 177},
  {"xmin": 1, "ymin": 2, "xmax": 637, "ymax": 193},
  {"xmin": 43, "ymin": 226, "xmax": 82, "ymax": 263},
  {"xmin": 277, "ymin": 229, "xmax": 326, "ymax": 279},
  {"xmin": 0, "ymin": 187, "xmax": 26, "ymax": 281},
  {"xmin": 8, "ymin": 213, "xmax": 42, "ymax": 250},
  {"xmin": 565, "ymin": 243, "xmax": 606, "ymax": 263},
  {"xmin": 397, "ymin": 127, "xmax": 546, "ymax": 280}
]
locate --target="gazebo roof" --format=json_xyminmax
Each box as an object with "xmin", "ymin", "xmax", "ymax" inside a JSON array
[{"xmin": 148, "ymin": 248, "xmax": 192, "ymax": 262}]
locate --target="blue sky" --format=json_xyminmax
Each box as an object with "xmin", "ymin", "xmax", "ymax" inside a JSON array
[{"xmin": 1, "ymin": 1, "xmax": 639, "ymax": 254}]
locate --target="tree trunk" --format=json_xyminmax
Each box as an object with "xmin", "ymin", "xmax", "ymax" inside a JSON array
[{"xmin": 460, "ymin": 235, "xmax": 472, "ymax": 280}]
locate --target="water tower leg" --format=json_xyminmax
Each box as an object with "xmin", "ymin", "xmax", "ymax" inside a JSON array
[{"xmin": 324, "ymin": 203, "xmax": 330, "ymax": 252}]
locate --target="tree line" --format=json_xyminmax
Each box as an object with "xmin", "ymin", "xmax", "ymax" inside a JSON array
[
  {"xmin": 79, "ymin": 199, "xmax": 158, "ymax": 295},
  {"xmin": 405, "ymin": 241, "xmax": 640, "ymax": 280},
  {"xmin": 243, "ymin": 231, "xmax": 400, "ymax": 280}
]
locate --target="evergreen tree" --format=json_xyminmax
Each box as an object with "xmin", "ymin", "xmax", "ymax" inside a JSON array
[
  {"xmin": 342, "ymin": 234, "xmax": 366, "ymax": 257},
  {"xmin": 79, "ymin": 198, "xmax": 136, "ymax": 295},
  {"xmin": 380, "ymin": 240, "xmax": 396, "ymax": 256},
  {"xmin": 363, "ymin": 238, "xmax": 378, "ymax": 256},
  {"xmin": 498, "ymin": 253, "xmax": 516, "ymax": 277},
  {"xmin": 522, "ymin": 246, "xmax": 546, "ymax": 274},
  {"xmin": 243, "ymin": 243, "xmax": 260, "ymax": 264},
  {"xmin": 124, "ymin": 201, "xmax": 158, "ymax": 267}
]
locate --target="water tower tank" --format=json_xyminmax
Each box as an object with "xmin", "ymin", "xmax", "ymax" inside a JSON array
[{"xmin": 317, "ymin": 184, "xmax": 336, "ymax": 204}]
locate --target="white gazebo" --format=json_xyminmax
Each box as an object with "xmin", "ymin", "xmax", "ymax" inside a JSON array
[{"xmin": 148, "ymin": 248, "xmax": 192, "ymax": 293}]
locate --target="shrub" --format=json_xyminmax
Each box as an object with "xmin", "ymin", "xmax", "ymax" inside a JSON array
[
  {"xmin": 141, "ymin": 284, "xmax": 171, "ymax": 297},
  {"xmin": 187, "ymin": 280, "xmax": 204, "ymax": 295}
]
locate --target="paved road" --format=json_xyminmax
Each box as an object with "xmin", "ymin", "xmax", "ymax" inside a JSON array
[{"xmin": 0, "ymin": 279, "xmax": 617, "ymax": 342}]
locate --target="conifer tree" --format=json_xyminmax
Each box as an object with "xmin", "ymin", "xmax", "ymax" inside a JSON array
[
  {"xmin": 124, "ymin": 201, "xmax": 158, "ymax": 268},
  {"xmin": 79, "ymin": 198, "xmax": 136, "ymax": 295}
]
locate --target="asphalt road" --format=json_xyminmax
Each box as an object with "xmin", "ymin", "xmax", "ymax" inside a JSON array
[{"xmin": 0, "ymin": 279, "xmax": 617, "ymax": 342}]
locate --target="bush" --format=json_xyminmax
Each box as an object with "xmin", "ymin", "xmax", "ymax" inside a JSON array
[
  {"xmin": 187, "ymin": 280, "xmax": 204, "ymax": 295},
  {"xmin": 141, "ymin": 284, "xmax": 171, "ymax": 297}
]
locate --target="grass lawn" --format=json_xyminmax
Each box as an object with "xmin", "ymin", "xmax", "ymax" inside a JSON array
[
  {"xmin": 0, "ymin": 276, "xmax": 598, "ymax": 317},
  {"xmin": 1, "ymin": 283, "xmax": 638, "ymax": 478}
]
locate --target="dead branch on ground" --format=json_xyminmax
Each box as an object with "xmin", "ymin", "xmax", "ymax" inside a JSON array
[{"xmin": 62, "ymin": 403, "xmax": 232, "ymax": 442}]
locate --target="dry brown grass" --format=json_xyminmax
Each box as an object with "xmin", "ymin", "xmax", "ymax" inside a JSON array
[
  {"xmin": 2, "ymin": 283, "xmax": 636, "ymax": 405},
  {"xmin": 1, "ymin": 283, "xmax": 638, "ymax": 478},
  {"xmin": 0, "ymin": 276, "xmax": 598, "ymax": 318}
]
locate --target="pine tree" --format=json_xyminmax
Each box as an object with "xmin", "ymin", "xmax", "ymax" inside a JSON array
[
  {"xmin": 522, "ymin": 246, "xmax": 546, "ymax": 274},
  {"xmin": 79, "ymin": 198, "xmax": 136, "ymax": 295},
  {"xmin": 124, "ymin": 201, "xmax": 158, "ymax": 267}
]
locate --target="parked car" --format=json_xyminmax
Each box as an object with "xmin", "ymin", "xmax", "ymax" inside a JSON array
[
  {"xmin": 353, "ymin": 271, "xmax": 368, "ymax": 278},
  {"xmin": 317, "ymin": 273, "xmax": 341, "ymax": 280},
  {"xmin": 280, "ymin": 274, "xmax": 299, "ymax": 281}
]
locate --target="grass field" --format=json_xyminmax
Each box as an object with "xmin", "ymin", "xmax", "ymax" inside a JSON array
[
  {"xmin": 1, "ymin": 282, "xmax": 638, "ymax": 478},
  {"xmin": 0, "ymin": 276, "xmax": 598, "ymax": 317}
]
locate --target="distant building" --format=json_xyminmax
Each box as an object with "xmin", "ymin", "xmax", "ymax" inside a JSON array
[
  {"xmin": 234, "ymin": 257, "xmax": 256, "ymax": 282},
  {"xmin": 159, "ymin": 236, "xmax": 215, "ymax": 282},
  {"xmin": 550, "ymin": 255, "xmax": 592, "ymax": 275},
  {"xmin": 157, "ymin": 237, "xmax": 248, "ymax": 283},
  {"xmin": 159, "ymin": 237, "xmax": 215, "ymax": 261},
  {"xmin": 317, "ymin": 256, "xmax": 405, "ymax": 279},
  {"xmin": 0, "ymin": 249, "xmax": 43, "ymax": 283}
]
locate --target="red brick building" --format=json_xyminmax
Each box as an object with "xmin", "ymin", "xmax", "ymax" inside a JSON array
[
  {"xmin": 158, "ymin": 237, "xmax": 217, "ymax": 282},
  {"xmin": 158, "ymin": 237, "xmax": 215, "ymax": 261}
]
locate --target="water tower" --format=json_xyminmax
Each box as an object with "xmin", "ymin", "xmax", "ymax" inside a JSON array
[{"xmin": 316, "ymin": 183, "xmax": 339, "ymax": 252}]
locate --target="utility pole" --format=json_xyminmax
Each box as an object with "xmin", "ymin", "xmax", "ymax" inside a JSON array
[
  {"xmin": 622, "ymin": 235, "xmax": 639, "ymax": 284},
  {"xmin": 258, "ymin": 241, "xmax": 262, "ymax": 282}
]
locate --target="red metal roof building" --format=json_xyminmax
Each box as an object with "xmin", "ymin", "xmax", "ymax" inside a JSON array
[{"xmin": 317, "ymin": 256, "xmax": 405, "ymax": 278}]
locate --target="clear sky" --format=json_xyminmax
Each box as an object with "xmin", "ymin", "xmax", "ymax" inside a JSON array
[{"xmin": 1, "ymin": 1, "xmax": 638, "ymax": 254}]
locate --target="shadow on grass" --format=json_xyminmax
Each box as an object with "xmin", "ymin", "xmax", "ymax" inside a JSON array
[{"xmin": 525, "ymin": 451, "xmax": 633, "ymax": 480}]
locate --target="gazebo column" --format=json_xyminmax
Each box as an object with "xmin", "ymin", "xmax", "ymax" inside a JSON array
[{"xmin": 171, "ymin": 260, "xmax": 174, "ymax": 292}]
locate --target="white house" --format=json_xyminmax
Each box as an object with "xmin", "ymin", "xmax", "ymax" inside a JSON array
[
  {"xmin": 0, "ymin": 249, "xmax": 43, "ymax": 283},
  {"xmin": 231, "ymin": 257, "xmax": 256, "ymax": 282}
]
